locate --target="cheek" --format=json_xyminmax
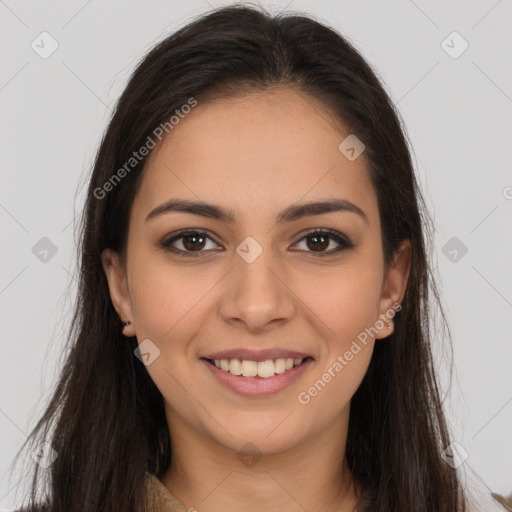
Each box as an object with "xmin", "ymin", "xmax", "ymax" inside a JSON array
[
  {"xmin": 299, "ymin": 260, "xmax": 383, "ymax": 346},
  {"xmin": 128, "ymin": 255, "xmax": 216, "ymax": 342},
  {"xmin": 127, "ymin": 257, "xmax": 212, "ymax": 426},
  {"xmin": 296, "ymin": 268, "xmax": 380, "ymax": 416}
]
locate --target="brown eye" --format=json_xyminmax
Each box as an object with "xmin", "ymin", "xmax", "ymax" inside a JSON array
[
  {"xmin": 182, "ymin": 233, "xmax": 207, "ymax": 251},
  {"xmin": 159, "ymin": 230, "xmax": 221, "ymax": 257},
  {"xmin": 305, "ymin": 232, "xmax": 329, "ymax": 251},
  {"xmin": 292, "ymin": 229, "xmax": 355, "ymax": 256}
]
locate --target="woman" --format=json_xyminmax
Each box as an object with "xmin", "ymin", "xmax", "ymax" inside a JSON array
[{"xmin": 10, "ymin": 4, "xmax": 508, "ymax": 511}]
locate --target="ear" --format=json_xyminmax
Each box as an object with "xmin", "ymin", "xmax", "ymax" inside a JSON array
[
  {"xmin": 374, "ymin": 239, "xmax": 411, "ymax": 340},
  {"xmin": 101, "ymin": 248, "xmax": 135, "ymax": 337}
]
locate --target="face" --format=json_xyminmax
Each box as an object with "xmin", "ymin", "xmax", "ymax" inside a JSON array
[{"xmin": 102, "ymin": 87, "xmax": 410, "ymax": 456}]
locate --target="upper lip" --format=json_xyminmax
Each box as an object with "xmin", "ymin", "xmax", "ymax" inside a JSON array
[{"xmin": 201, "ymin": 349, "xmax": 313, "ymax": 362}]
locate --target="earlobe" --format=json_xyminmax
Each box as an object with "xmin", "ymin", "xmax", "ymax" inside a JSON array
[
  {"xmin": 101, "ymin": 249, "xmax": 135, "ymax": 336},
  {"xmin": 375, "ymin": 239, "xmax": 411, "ymax": 340}
]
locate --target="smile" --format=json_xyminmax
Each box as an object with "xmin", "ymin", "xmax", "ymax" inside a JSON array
[
  {"xmin": 201, "ymin": 356, "xmax": 314, "ymax": 397},
  {"xmin": 208, "ymin": 357, "xmax": 305, "ymax": 378}
]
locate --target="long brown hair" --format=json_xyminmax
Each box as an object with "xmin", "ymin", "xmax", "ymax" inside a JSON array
[{"xmin": 11, "ymin": 4, "xmax": 476, "ymax": 511}]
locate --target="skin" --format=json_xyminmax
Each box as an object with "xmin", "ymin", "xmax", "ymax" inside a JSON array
[{"xmin": 102, "ymin": 87, "xmax": 411, "ymax": 512}]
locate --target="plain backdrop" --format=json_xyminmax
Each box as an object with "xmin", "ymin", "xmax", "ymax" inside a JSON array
[{"xmin": 1, "ymin": 0, "xmax": 511, "ymax": 509}]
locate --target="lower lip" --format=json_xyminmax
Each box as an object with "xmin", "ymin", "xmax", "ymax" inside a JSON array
[{"xmin": 201, "ymin": 358, "xmax": 314, "ymax": 397}]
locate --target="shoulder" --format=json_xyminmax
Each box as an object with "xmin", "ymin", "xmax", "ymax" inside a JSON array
[
  {"xmin": 464, "ymin": 482, "xmax": 511, "ymax": 511},
  {"xmin": 461, "ymin": 465, "xmax": 511, "ymax": 511},
  {"xmin": 490, "ymin": 493, "xmax": 512, "ymax": 511},
  {"xmin": 144, "ymin": 472, "xmax": 189, "ymax": 512}
]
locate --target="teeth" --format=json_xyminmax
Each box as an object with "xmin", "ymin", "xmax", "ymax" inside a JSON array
[
  {"xmin": 257, "ymin": 360, "xmax": 275, "ymax": 378},
  {"xmin": 274, "ymin": 358, "xmax": 286, "ymax": 374},
  {"xmin": 229, "ymin": 358, "xmax": 242, "ymax": 375},
  {"xmin": 241, "ymin": 360, "xmax": 258, "ymax": 377},
  {"xmin": 211, "ymin": 357, "xmax": 305, "ymax": 378}
]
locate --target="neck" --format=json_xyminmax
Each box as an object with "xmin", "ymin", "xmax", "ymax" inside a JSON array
[{"xmin": 160, "ymin": 405, "xmax": 361, "ymax": 512}]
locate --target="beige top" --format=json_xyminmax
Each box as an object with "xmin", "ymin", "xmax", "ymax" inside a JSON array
[
  {"xmin": 143, "ymin": 471, "xmax": 510, "ymax": 512},
  {"xmin": 144, "ymin": 473, "xmax": 188, "ymax": 512},
  {"xmin": 143, "ymin": 473, "xmax": 359, "ymax": 511}
]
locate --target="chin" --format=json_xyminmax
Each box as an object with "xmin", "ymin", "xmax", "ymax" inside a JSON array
[{"xmin": 210, "ymin": 420, "xmax": 304, "ymax": 456}]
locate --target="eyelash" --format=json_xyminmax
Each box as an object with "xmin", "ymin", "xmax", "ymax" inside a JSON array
[{"xmin": 158, "ymin": 228, "xmax": 356, "ymax": 258}]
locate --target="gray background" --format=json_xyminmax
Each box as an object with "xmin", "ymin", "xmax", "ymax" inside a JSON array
[{"xmin": 1, "ymin": 0, "xmax": 511, "ymax": 509}]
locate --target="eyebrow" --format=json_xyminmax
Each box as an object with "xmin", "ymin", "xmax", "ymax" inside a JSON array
[{"xmin": 145, "ymin": 198, "xmax": 369, "ymax": 225}]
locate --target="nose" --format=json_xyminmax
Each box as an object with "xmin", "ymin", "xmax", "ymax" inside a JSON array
[{"xmin": 218, "ymin": 242, "xmax": 296, "ymax": 333}]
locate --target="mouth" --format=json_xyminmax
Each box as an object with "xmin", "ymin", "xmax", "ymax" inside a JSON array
[
  {"xmin": 199, "ymin": 350, "xmax": 315, "ymax": 397},
  {"xmin": 200, "ymin": 356, "xmax": 314, "ymax": 398},
  {"xmin": 202, "ymin": 356, "xmax": 313, "ymax": 379}
]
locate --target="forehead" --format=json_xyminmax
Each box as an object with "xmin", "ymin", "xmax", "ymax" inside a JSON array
[{"xmin": 133, "ymin": 88, "xmax": 379, "ymax": 227}]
